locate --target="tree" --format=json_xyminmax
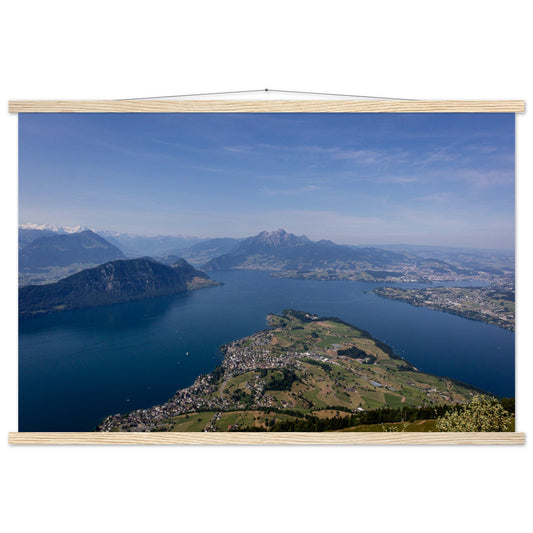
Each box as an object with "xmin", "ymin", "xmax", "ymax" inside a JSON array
[
  {"xmin": 436, "ymin": 396, "xmax": 512, "ymax": 432},
  {"xmin": 500, "ymin": 397, "xmax": 515, "ymax": 414}
]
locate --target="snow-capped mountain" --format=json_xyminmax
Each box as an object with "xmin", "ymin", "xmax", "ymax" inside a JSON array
[{"xmin": 19, "ymin": 222, "xmax": 91, "ymax": 234}]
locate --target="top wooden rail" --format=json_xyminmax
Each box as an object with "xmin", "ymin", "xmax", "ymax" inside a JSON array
[{"xmin": 8, "ymin": 100, "xmax": 525, "ymax": 113}]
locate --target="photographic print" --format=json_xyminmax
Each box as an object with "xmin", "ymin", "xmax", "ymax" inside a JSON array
[{"xmin": 18, "ymin": 111, "xmax": 516, "ymax": 435}]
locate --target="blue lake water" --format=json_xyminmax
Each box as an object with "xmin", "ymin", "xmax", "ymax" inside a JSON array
[{"xmin": 19, "ymin": 270, "xmax": 515, "ymax": 431}]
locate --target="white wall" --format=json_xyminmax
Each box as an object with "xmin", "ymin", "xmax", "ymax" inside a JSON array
[{"xmin": 1, "ymin": 2, "xmax": 531, "ymax": 532}]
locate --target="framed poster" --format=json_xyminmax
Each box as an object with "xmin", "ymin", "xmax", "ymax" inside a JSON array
[{"xmin": 10, "ymin": 99, "xmax": 525, "ymax": 444}]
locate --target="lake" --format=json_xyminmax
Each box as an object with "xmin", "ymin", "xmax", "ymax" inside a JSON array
[{"xmin": 19, "ymin": 270, "xmax": 515, "ymax": 431}]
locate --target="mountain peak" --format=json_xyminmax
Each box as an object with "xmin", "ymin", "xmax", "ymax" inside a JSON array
[{"xmin": 254, "ymin": 229, "xmax": 310, "ymax": 246}]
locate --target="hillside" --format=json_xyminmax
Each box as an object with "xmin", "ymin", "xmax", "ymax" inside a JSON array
[
  {"xmin": 19, "ymin": 230, "xmax": 125, "ymax": 269},
  {"xmin": 18, "ymin": 227, "xmax": 57, "ymax": 249},
  {"xmin": 19, "ymin": 257, "xmax": 219, "ymax": 317},
  {"xmin": 98, "ymin": 309, "xmax": 485, "ymax": 432}
]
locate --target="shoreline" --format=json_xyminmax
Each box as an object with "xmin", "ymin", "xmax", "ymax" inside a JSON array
[{"xmin": 373, "ymin": 286, "xmax": 515, "ymax": 332}]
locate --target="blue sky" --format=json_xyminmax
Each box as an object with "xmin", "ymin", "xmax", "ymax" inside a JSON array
[{"xmin": 19, "ymin": 112, "xmax": 515, "ymax": 249}]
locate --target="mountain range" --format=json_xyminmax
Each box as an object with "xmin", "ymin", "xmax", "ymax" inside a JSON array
[
  {"xmin": 19, "ymin": 224, "xmax": 506, "ymax": 286},
  {"xmin": 203, "ymin": 229, "xmax": 417, "ymax": 273}
]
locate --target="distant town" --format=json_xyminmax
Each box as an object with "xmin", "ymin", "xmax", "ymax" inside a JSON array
[{"xmin": 374, "ymin": 286, "xmax": 515, "ymax": 331}]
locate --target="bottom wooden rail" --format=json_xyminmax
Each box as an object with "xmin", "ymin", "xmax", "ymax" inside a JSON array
[{"xmin": 8, "ymin": 431, "xmax": 525, "ymax": 445}]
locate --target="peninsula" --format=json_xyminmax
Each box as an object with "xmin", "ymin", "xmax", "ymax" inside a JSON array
[{"xmin": 98, "ymin": 309, "xmax": 486, "ymax": 432}]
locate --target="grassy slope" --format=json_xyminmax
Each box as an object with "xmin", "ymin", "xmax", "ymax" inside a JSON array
[{"xmin": 221, "ymin": 313, "xmax": 475, "ymax": 407}]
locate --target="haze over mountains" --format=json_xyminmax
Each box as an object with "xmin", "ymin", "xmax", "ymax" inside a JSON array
[
  {"xmin": 98, "ymin": 231, "xmax": 203, "ymax": 258},
  {"xmin": 177, "ymin": 238, "xmax": 242, "ymax": 266},
  {"xmin": 19, "ymin": 224, "xmax": 237, "ymax": 264},
  {"xmin": 18, "ymin": 223, "xmax": 514, "ymax": 290},
  {"xmin": 19, "ymin": 224, "xmax": 418, "ymax": 275}
]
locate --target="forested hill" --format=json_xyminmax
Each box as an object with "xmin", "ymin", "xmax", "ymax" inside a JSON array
[{"xmin": 19, "ymin": 257, "xmax": 218, "ymax": 317}]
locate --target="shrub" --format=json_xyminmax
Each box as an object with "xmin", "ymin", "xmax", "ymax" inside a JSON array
[{"xmin": 436, "ymin": 396, "xmax": 512, "ymax": 432}]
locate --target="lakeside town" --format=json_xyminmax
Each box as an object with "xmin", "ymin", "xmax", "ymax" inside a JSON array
[
  {"xmin": 272, "ymin": 264, "xmax": 514, "ymax": 285},
  {"xmin": 373, "ymin": 286, "xmax": 515, "ymax": 331}
]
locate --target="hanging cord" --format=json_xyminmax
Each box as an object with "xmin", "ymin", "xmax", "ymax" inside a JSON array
[{"xmin": 116, "ymin": 88, "xmax": 417, "ymax": 101}]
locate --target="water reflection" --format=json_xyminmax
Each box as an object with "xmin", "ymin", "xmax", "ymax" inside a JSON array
[{"xmin": 19, "ymin": 292, "xmax": 190, "ymax": 335}]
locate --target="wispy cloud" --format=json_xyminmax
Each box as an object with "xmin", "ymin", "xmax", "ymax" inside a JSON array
[
  {"xmin": 329, "ymin": 149, "xmax": 382, "ymax": 164},
  {"xmin": 224, "ymin": 145, "xmax": 253, "ymax": 154},
  {"xmin": 376, "ymin": 175, "xmax": 420, "ymax": 184},
  {"xmin": 412, "ymin": 148, "xmax": 459, "ymax": 166},
  {"xmin": 223, "ymin": 143, "xmax": 405, "ymax": 166},
  {"xmin": 456, "ymin": 169, "xmax": 515, "ymax": 187},
  {"xmin": 260, "ymin": 184, "xmax": 329, "ymax": 196},
  {"xmin": 413, "ymin": 192, "xmax": 454, "ymax": 202}
]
